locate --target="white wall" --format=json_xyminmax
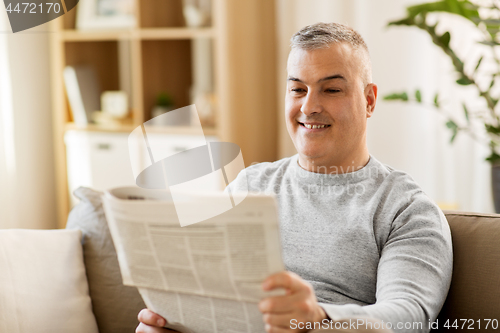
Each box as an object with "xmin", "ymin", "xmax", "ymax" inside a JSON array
[
  {"xmin": 276, "ymin": 0, "xmax": 494, "ymax": 213},
  {"xmin": 0, "ymin": 9, "xmax": 57, "ymax": 229}
]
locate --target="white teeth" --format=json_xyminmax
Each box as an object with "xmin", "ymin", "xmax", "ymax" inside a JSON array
[{"xmin": 304, "ymin": 124, "xmax": 327, "ymax": 129}]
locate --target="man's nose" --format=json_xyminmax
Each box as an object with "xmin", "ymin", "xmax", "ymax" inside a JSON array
[{"xmin": 300, "ymin": 92, "xmax": 322, "ymax": 116}]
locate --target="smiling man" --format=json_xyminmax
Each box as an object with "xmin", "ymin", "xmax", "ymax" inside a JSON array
[{"xmin": 137, "ymin": 23, "xmax": 453, "ymax": 333}]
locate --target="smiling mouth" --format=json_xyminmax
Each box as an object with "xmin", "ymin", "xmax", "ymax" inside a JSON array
[{"xmin": 298, "ymin": 122, "xmax": 331, "ymax": 129}]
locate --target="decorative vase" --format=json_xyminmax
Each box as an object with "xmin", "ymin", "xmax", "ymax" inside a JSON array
[{"xmin": 491, "ymin": 163, "xmax": 500, "ymax": 213}]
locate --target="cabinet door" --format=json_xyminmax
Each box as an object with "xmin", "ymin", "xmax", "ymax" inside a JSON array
[
  {"xmin": 65, "ymin": 131, "xmax": 220, "ymax": 206},
  {"xmin": 65, "ymin": 131, "xmax": 137, "ymax": 205},
  {"xmin": 137, "ymin": 133, "xmax": 221, "ymax": 191}
]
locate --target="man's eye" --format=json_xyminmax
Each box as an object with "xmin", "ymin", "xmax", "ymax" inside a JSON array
[
  {"xmin": 291, "ymin": 88, "xmax": 305, "ymax": 93},
  {"xmin": 325, "ymin": 89, "xmax": 340, "ymax": 93}
]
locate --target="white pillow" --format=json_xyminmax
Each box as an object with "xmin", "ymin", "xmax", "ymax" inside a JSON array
[{"xmin": 0, "ymin": 229, "xmax": 98, "ymax": 333}]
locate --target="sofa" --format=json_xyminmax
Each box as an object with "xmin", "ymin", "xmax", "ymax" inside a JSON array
[{"xmin": 0, "ymin": 188, "xmax": 499, "ymax": 333}]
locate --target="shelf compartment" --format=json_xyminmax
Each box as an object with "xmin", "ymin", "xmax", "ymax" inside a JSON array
[
  {"xmin": 141, "ymin": 40, "xmax": 193, "ymax": 121},
  {"xmin": 64, "ymin": 41, "xmax": 120, "ymax": 91},
  {"xmin": 64, "ymin": 41, "xmax": 121, "ymax": 122},
  {"xmin": 139, "ymin": 0, "xmax": 186, "ymax": 28}
]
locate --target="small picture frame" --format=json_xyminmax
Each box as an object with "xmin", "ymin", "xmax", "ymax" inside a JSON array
[{"xmin": 76, "ymin": 0, "xmax": 136, "ymax": 30}]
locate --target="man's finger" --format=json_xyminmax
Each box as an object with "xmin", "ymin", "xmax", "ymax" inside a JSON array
[
  {"xmin": 263, "ymin": 312, "xmax": 298, "ymax": 328},
  {"xmin": 264, "ymin": 323, "xmax": 291, "ymax": 333},
  {"xmin": 262, "ymin": 271, "xmax": 311, "ymax": 294},
  {"xmin": 259, "ymin": 293, "xmax": 302, "ymax": 313},
  {"xmin": 138, "ymin": 308, "xmax": 167, "ymax": 327}
]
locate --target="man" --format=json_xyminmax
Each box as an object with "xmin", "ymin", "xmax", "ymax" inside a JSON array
[{"xmin": 137, "ymin": 22, "xmax": 452, "ymax": 333}]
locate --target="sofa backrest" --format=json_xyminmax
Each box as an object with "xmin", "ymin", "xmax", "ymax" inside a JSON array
[
  {"xmin": 67, "ymin": 187, "xmax": 146, "ymax": 333},
  {"xmin": 436, "ymin": 211, "xmax": 500, "ymax": 330}
]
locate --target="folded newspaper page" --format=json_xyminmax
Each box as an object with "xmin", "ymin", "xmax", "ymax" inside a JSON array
[{"xmin": 102, "ymin": 187, "xmax": 285, "ymax": 333}]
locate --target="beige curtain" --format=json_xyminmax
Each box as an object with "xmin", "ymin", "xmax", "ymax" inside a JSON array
[
  {"xmin": 0, "ymin": 9, "xmax": 18, "ymax": 228},
  {"xmin": 0, "ymin": 10, "xmax": 57, "ymax": 229}
]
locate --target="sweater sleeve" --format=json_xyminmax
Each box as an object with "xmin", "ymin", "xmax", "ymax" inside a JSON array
[{"xmin": 320, "ymin": 193, "xmax": 453, "ymax": 333}]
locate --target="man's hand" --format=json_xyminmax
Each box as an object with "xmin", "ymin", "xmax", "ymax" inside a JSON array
[
  {"xmin": 136, "ymin": 309, "xmax": 177, "ymax": 333},
  {"xmin": 259, "ymin": 271, "xmax": 327, "ymax": 332}
]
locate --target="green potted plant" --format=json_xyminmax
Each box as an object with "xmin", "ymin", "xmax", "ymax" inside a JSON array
[
  {"xmin": 384, "ymin": 0, "xmax": 500, "ymax": 212},
  {"xmin": 150, "ymin": 92, "xmax": 190, "ymax": 126}
]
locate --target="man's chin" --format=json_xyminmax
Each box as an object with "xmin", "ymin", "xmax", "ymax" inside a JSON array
[{"xmin": 297, "ymin": 150, "xmax": 326, "ymax": 162}]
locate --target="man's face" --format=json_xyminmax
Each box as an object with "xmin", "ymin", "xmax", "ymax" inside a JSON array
[{"xmin": 285, "ymin": 43, "xmax": 377, "ymax": 168}]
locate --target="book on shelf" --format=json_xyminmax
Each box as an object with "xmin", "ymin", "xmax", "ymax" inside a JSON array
[{"xmin": 63, "ymin": 65, "xmax": 101, "ymax": 126}]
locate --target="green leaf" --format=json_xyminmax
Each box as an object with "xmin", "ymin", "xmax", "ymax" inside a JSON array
[
  {"xmin": 446, "ymin": 120, "xmax": 459, "ymax": 143},
  {"xmin": 387, "ymin": 0, "xmax": 480, "ymax": 32},
  {"xmin": 440, "ymin": 31, "xmax": 451, "ymax": 48},
  {"xmin": 156, "ymin": 92, "xmax": 174, "ymax": 107},
  {"xmin": 434, "ymin": 93, "xmax": 440, "ymax": 108},
  {"xmin": 475, "ymin": 56, "xmax": 483, "ymax": 72},
  {"xmin": 388, "ymin": 18, "xmax": 416, "ymax": 26},
  {"xmin": 456, "ymin": 77, "xmax": 474, "ymax": 85},
  {"xmin": 383, "ymin": 92, "xmax": 409, "ymax": 101},
  {"xmin": 479, "ymin": 40, "xmax": 500, "ymax": 46},
  {"xmin": 405, "ymin": 0, "xmax": 479, "ymax": 24},
  {"xmin": 480, "ymin": 19, "xmax": 500, "ymax": 25},
  {"xmin": 446, "ymin": 120, "xmax": 458, "ymax": 129},
  {"xmin": 463, "ymin": 103, "xmax": 469, "ymax": 123},
  {"xmin": 445, "ymin": 0, "xmax": 461, "ymax": 14},
  {"xmin": 415, "ymin": 89, "xmax": 422, "ymax": 103},
  {"xmin": 486, "ymin": 151, "xmax": 500, "ymax": 164},
  {"xmin": 486, "ymin": 124, "xmax": 500, "ymax": 135},
  {"xmin": 486, "ymin": 26, "xmax": 500, "ymax": 34},
  {"xmin": 406, "ymin": 1, "xmax": 450, "ymax": 18}
]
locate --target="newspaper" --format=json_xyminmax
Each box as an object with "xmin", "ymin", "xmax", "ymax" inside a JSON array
[{"xmin": 102, "ymin": 187, "xmax": 285, "ymax": 333}]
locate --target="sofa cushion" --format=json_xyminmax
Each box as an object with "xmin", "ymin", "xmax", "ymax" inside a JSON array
[
  {"xmin": 438, "ymin": 211, "xmax": 500, "ymax": 325},
  {"xmin": 66, "ymin": 187, "xmax": 146, "ymax": 333},
  {"xmin": 0, "ymin": 229, "xmax": 98, "ymax": 333}
]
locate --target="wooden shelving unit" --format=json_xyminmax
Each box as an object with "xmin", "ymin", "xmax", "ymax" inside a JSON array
[{"xmin": 50, "ymin": 0, "xmax": 278, "ymax": 228}]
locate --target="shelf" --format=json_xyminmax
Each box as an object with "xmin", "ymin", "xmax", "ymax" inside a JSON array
[
  {"xmin": 64, "ymin": 123, "xmax": 217, "ymax": 136},
  {"xmin": 59, "ymin": 28, "xmax": 215, "ymax": 41},
  {"xmin": 140, "ymin": 28, "xmax": 215, "ymax": 40},
  {"xmin": 59, "ymin": 29, "xmax": 132, "ymax": 41}
]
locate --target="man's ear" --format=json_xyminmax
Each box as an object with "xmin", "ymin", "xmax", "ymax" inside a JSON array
[{"xmin": 365, "ymin": 83, "xmax": 378, "ymax": 118}]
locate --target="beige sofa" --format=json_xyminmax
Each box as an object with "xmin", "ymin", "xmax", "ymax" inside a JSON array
[
  {"xmin": 434, "ymin": 211, "xmax": 500, "ymax": 332},
  {"xmin": 1, "ymin": 188, "xmax": 499, "ymax": 332}
]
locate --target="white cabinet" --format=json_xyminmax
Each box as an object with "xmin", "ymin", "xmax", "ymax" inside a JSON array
[{"xmin": 65, "ymin": 130, "xmax": 217, "ymax": 206}]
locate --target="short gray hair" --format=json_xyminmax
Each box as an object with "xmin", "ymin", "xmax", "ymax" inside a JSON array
[
  {"xmin": 290, "ymin": 22, "xmax": 368, "ymax": 52},
  {"xmin": 290, "ymin": 22, "xmax": 372, "ymax": 85}
]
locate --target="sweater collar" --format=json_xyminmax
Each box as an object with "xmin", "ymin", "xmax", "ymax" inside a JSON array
[{"xmin": 289, "ymin": 154, "xmax": 381, "ymax": 186}]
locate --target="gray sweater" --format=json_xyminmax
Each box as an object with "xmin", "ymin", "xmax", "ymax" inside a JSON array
[{"xmin": 228, "ymin": 154, "xmax": 452, "ymax": 333}]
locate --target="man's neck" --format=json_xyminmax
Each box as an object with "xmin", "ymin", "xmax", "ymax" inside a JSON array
[{"xmin": 297, "ymin": 150, "xmax": 370, "ymax": 175}]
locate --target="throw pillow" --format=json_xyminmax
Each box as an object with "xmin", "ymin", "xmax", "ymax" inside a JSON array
[{"xmin": 0, "ymin": 229, "xmax": 98, "ymax": 333}]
